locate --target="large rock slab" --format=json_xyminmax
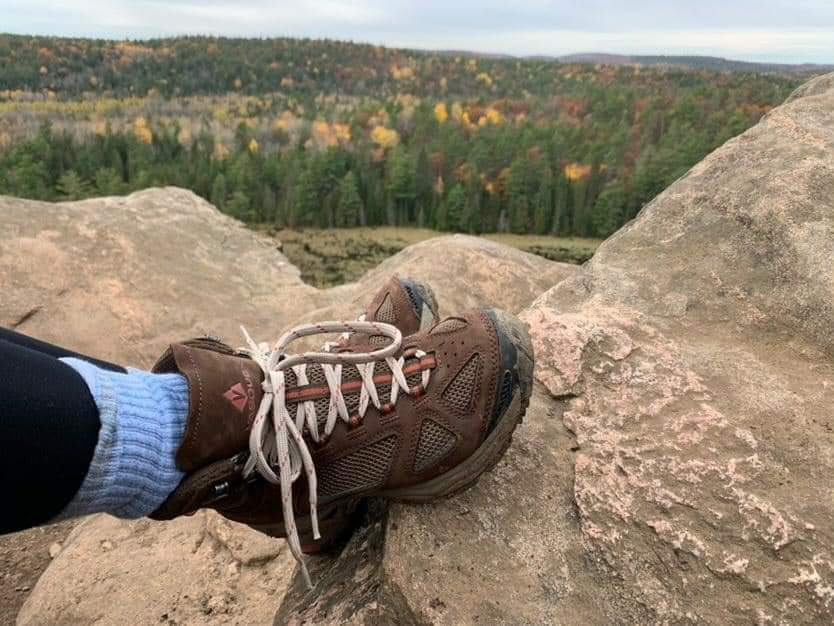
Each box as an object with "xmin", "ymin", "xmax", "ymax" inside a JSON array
[
  {"xmin": 515, "ymin": 71, "xmax": 834, "ymax": 624},
  {"xmin": 0, "ymin": 187, "xmax": 324, "ymax": 367},
  {"xmin": 276, "ymin": 73, "xmax": 834, "ymax": 623}
]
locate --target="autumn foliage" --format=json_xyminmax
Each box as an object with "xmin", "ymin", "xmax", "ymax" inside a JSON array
[{"xmin": 0, "ymin": 34, "xmax": 804, "ymax": 237}]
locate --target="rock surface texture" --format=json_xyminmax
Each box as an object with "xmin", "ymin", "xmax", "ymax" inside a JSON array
[{"xmin": 5, "ymin": 71, "xmax": 834, "ymax": 625}]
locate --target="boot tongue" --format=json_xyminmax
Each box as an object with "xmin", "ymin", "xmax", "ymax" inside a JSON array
[{"xmin": 168, "ymin": 343, "xmax": 265, "ymax": 471}]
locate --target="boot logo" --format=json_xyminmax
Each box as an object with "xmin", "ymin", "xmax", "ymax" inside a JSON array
[{"xmin": 223, "ymin": 383, "xmax": 248, "ymax": 413}]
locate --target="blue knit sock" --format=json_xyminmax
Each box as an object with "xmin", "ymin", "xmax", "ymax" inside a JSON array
[{"xmin": 56, "ymin": 358, "xmax": 188, "ymax": 519}]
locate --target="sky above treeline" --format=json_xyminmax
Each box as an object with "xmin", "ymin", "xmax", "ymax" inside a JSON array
[{"xmin": 2, "ymin": 0, "xmax": 833, "ymax": 64}]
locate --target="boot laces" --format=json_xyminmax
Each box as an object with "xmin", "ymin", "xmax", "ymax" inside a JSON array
[{"xmin": 238, "ymin": 320, "xmax": 431, "ymax": 588}]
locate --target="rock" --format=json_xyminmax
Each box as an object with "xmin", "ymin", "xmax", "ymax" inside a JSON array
[
  {"xmin": 276, "ymin": 72, "xmax": 834, "ymax": 624},
  {"xmin": 17, "ymin": 513, "xmax": 295, "ymax": 626},
  {"xmin": 0, "ymin": 187, "xmax": 324, "ymax": 367},
  {"xmin": 513, "ymin": 70, "xmax": 834, "ymax": 624},
  {"xmin": 2, "ymin": 188, "xmax": 566, "ymax": 623},
  {"xmin": 47, "ymin": 543, "xmax": 61, "ymax": 559}
]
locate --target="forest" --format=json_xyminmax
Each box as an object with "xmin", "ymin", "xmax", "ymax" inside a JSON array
[{"xmin": 0, "ymin": 34, "xmax": 805, "ymax": 237}]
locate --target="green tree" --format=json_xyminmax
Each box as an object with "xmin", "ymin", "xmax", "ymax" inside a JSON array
[
  {"xmin": 533, "ymin": 167, "xmax": 553, "ymax": 234},
  {"xmin": 94, "ymin": 167, "xmax": 125, "ymax": 196},
  {"xmin": 438, "ymin": 184, "xmax": 466, "ymax": 232},
  {"xmin": 227, "ymin": 190, "xmax": 251, "ymax": 221},
  {"xmin": 336, "ymin": 171, "xmax": 362, "ymax": 227},
  {"xmin": 592, "ymin": 182, "xmax": 627, "ymax": 237},
  {"xmin": 210, "ymin": 173, "xmax": 227, "ymax": 210},
  {"xmin": 506, "ymin": 158, "xmax": 530, "ymax": 234},
  {"xmin": 56, "ymin": 170, "xmax": 92, "ymax": 200},
  {"xmin": 386, "ymin": 147, "xmax": 416, "ymax": 225}
]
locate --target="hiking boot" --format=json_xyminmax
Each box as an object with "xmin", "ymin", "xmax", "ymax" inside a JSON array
[
  {"xmin": 148, "ymin": 275, "xmax": 437, "ymax": 533},
  {"xmin": 151, "ymin": 305, "xmax": 533, "ymax": 586}
]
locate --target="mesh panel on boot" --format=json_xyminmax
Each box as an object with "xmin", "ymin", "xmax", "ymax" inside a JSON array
[
  {"xmin": 442, "ymin": 354, "xmax": 479, "ymax": 413},
  {"xmin": 375, "ymin": 294, "xmax": 395, "ymax": 324},
  {"xmin": 318, "ymin": 435, "xmax": 397, "ymax": 499},
  {"xmin": 431, "ymin": 318, "xmax": 468, "ymax": 335},
  {"xmin": 414, "ymin": 418, "xmax": 457, "ymax": 472},
  {"xmin": 370, "ymin": 335, "xmax": 388, "ymax": 347}
]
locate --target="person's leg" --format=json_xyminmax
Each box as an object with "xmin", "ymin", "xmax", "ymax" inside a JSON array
[
  {"xmin": 0, "ymin": 338, "xmax": 101, "ymax": 532},
  {"xmin": 0, "ymin": 334, "xmax": 189, "ymax": 534},
  {"xmin": 0, "ymin": 327, "xmax": 125, "ymax": 373}
]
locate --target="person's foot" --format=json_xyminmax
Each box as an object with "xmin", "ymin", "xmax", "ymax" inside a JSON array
[{"xmin": 151, "ymin": 288, "xmax": 533, "ymax": 586}]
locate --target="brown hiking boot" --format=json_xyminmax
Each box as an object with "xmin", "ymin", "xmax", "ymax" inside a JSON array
[
  {"xmin": 151, "ymin": 297, "xmax": 533, "ymax": 586},
  {"xmin": 148, "ymin": 276, "xmax": 436, "ymax": 525}
]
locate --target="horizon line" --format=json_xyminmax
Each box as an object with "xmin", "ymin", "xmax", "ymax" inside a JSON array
[{"xmin": 1, "ymin": 30, "xmax": 832, "ymax": 68}]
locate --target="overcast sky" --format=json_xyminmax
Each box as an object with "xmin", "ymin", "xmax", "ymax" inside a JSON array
[{"xmin": 2, "ymin": 0, "xmax": 833, "ymax": 64}]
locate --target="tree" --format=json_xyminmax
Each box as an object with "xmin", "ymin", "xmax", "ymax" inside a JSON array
[
  {"xmin": 533, "ymin": 167, "xmax": 553, "ymax": 234},
  {"xmin": 386, "ymin": 147, "xmax": 416, "ymax": 225},
  {"xmin": 292, "ymin": 168, "xmax": 318, "ymax": 227},
  {"xmin": 438, "ymin": 184, "xmax": 466, "ymax": 232},
  {"xmin": 94, "ymin": 167, "xmax": 125, "ymax": 196},
  {"xmin": 228, "ymin": 190, "xmax": 251, "ymax": 221},
  {"xmin": 592, "ymin": 182, "xmax": 627, "ymax": 237},
  {"xmin": 336, "ymin": 171, "xmax": 362, "ymax": 227},
  {"xmin": 56, "ymin": 170, "xmax": 91, "ymax": 200},
  {"xmin": 210, "ymin": 173, "xmax": 227, "ymax": 210},
  {"xmin": 506, "ymin": 158, "xmax": 530, "ymax": 234},
  {"xmin": 414, "ymin": 148, "xmax": 433, "ymax": 227}
]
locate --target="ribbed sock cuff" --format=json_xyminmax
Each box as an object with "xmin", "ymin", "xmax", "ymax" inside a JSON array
[{"xmin": 56, "ymin": 358, "xmax": 188, "ymax": 519}]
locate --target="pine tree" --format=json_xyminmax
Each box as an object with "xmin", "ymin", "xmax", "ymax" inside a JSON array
[
  {"xmin": 533, "ymin": 167, "xmax": 553, "ymax": 234},
  {"xmin": 592, "ymin": 182, "xmax": 626, "ymax": 237},
  {"xmin": 440, "ymin": 184, "xmax": 466, "ymax": 232},
  {"xmin": 293, "ymin": 168, "xmax": 319, "ymax": 227},
  {"xmin": 210, "ymin": 173, "xmax": 227, "ymax": 210},
  {"xmin": 506, "ymin": 158, "xmax": 530, "ymax": 234},
  {"xmin": 261, "ymin": 186, "xmax": 277, "ymax": 223},
  {"xmin": 56, "ymin": 170, "xmax": 92, "ymax": 200},
  {"xmin": 228, "ymin": 190, "xmax": 251, "ymax": 221},
  {"xmin": 414, "ymin": 148, "xmax": 433, "ymax": 227},
  {"xmin": 94, "ymin": 167, "xmax": 125, "ymax": 196},
  {"xmin": 386, "ymin": 147, "xmax": 416, "ymax": 225},
  {"xmin": 336, "ymin": 171, "xmax": 362, "ymax": 227}
]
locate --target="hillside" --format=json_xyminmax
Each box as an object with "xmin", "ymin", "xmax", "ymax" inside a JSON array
[
  {"xmin": 556, "ymin": 53, "xmax": 834, "ymax": 75},
  {"xmin": 0, "ymin": 34, "xmax": 808, "ymax": 240}
]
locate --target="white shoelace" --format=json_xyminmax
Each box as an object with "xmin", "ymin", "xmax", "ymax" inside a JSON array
[{"xmin": 238, "ymin": 320, "xmax": 431, "ymax": 588}]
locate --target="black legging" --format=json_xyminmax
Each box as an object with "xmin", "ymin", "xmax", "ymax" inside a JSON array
[{"xmin": 0, "ymin": 328, "xmax": 124, "ymax": 533}]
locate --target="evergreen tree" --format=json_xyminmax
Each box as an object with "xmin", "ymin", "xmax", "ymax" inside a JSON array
[
  {"xmin": 94, "ymin": 167, "xmax": 125, "ymax": 196},
  {"xmin": 336, "ymin": 171, "xmax": 362, "ymax": 227},
  {"xmin": 592, "ymin": 182, "xmax": 627, "ymax": 237},
  {"xmin": 227, "ymin": 190, "xmax": 251, "ymax": 221},
  {"xmin": 414, "ymin": 148, "xmax": 433, "ymax": 227},
  {"xmin": 533, "ymin": 167, "xmax": 553, "ymax": 234},
  {"xmin": 210, "ymin": 173, "xmax": 227, "ymax": 210},
  {"xmin": 292, "ymin": 168, "xmax": 318, "ymax": 227},
  {"xmin": 386, "ymin": 147, "xmax": 416, "ymax": 225},
  {"xmin": 439, "ymin": 184, "xmax": 466, "ymax": 232},
  {"xmin": 56, "ymin": 170, "xmax": 91, "ymax": 200},
  {"xmin": 506, "ymin": 158, "xmax": 530, "ymax": 234}
]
